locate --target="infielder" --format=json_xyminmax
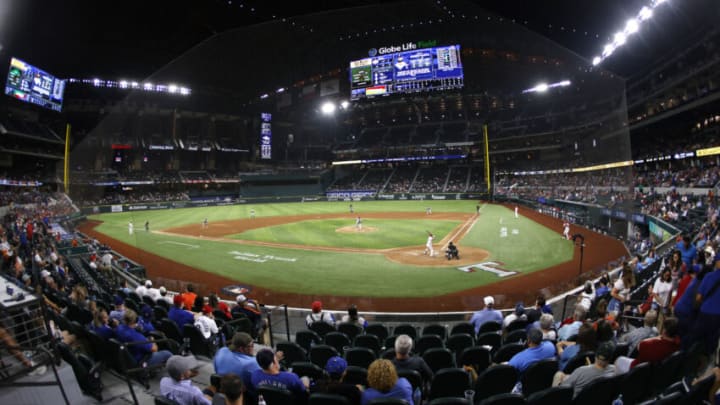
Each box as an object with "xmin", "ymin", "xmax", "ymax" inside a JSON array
[
  {"xmin": 128, "ymin": 221, "xmax": 134, "ymax": 235},
  {"xmin": 424, "ymin": 231, "xmax": 435, "ymax": 256},
  {"xmin": 355, "ymin": 216, "xmax": 362, "ymax": 230},
  {"xmin": 250, "ymin": 208, "xmax": 256, "ymax": 219},
  {"xmin": 514, "ymin": 206, "xmax": 519, "ymax": 218},
  {"xmin": 202, "ymin": 218, "xmax": 208, "ymax": 228}
]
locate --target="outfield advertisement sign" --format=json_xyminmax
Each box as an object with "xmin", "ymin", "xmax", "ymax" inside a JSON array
[{"xmin": 325, "ymin": 190, "xmax": 376, "ymax": 200}]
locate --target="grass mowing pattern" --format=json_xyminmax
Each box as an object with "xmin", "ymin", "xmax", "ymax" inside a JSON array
[
  {"xmin": 87, "ymin": 201, "xmax": 574, "ymax": 297},
  {"xmin": 229, "ymin": 219, "xmax": 460, "ymax": 249}
]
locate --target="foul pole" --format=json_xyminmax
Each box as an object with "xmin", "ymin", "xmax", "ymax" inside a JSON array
[
  {"xmin": 64, "ymin": 124, "xmax": 71, "ymax": 194},
  {"xmin": 483, "ymin": 124, "xmax": 490, "ymax": 195}
]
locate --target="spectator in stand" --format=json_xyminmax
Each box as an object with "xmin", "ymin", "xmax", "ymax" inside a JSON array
[
  {"xmin": 310, "ymin": 356, "xmax": 362, "ymax": 405},
  {"xmin": 251, "ymin": 349, "xmax": 309, "ymax": 404},
  {"xmin": 507, "ymin": 328, "xmax": 556, "ymax": 374},
  {"xmin": 503, "ymin": 303, "xmax": 527, "ymax": 329},
  {"xmin": 595, "ymin": 273, "xmax": 611, "ymax": 298},
  {"xmin": 232, "ymin": 294, "xmax": 265, "ymax": 340},
  {"xmin": 676, "ymin": 236, "xmax": 697, "ymax": 270},
  {"xmin": 214, "ymin": 332, "xmax": 260, "ymax": 403},
  {"xmin": 182, "ymin": 284, "xmax": 197, "ymax": 311},
  {"xmin": 470, "ymin": 296, "xmax": 503, "ymax": 334},
  {"xmin": 137, "ymin": 304, "xmax": 156, "ymax": 335},
  {"xmin": 391, "ymin": 334, "xmax": 434, "ymax": 384},
  {"xmin": 115, "ymin": 309, "xmax": 172, "ymax": 367},
  {"xmin": 539, "ymin": 314, "xmax": 557, "ymax": 342},
  {"xmin": 91, "ymin": 308, "xmax": 115, "ymax": 340},
  {"xmin": 305, "ymin": 300, "xmax": 335, "ymax": 328},
  {"xmin": 135, "ymin": 280, "xmax": 151, "ymax": 298},
  {"xmin": 614, "ymin": 317, "xmax": 681, "ymax": 374},
  {"xmin": 341, "ymin": 305, "xmax": 368, "ymax": 329},
  {"xmin": 157, "ymin": 286, "xmax": 173, "ymax": 305},
  {"xmin": 169, "ymin": 294, "xmax": 195, "ymax": 331},
  {"xmin": 109, "ymin": 296, "xmax": 126, "ymax": 323},
  {"xmin": 578, "ymin": 281, "xmax": 595, "ymax": 312},
  {"xmin": 215, "ymin": 373, "xmax": 244, "ymax": 405},
  {"xmin": 557, "ymin": 306, "xmax": 586, "ymax": 342},
  {"xmin": 667, "ymin": 250, "xmax": 687, "ymax": 290},
  {"xmin": 672, "ymin": 263, "xmax": 700, "ymax": 307},
  {"xmin": 195, "ymin": 305, "xmax": 219, "ymax": 340},
  {"xmin": 208, "ymin": 293, "xmax": 231, "ymax": 320},
  {"xmin": 649, "ymin": 268, "xmax": 673, "ymax": 312},
  {"xmin": 555, "ymin": 341, "xmax": 616, "ymax": 398},
  {"xmin": 687, "ymin": 256, "xmax": 720, "ymax": 355},
  {"xmin": 608, "ymin": 264, "xmax": 636, "ymax": 318},
  {"xmin": 619, "ymin": 310, "xmax": 658, "ymax": 355},
  {"xmin": 361, "ymin": 359, "xmax": 414, "ymax": 405},
  {"xmin": 146, "ymin": 280, "xmax": 161, "ymax": 301},
  {"xmin": 557, "ymin": 322, "xmax": 597, "ymax": 372},
  {"xmin": 160, "ymin": 354, "xmax": 211, "ymax": 405}
]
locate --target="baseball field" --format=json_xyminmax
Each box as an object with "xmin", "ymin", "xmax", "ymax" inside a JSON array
[{"xmin": 79, "ymin": 201, "xmax": 628, "ymax": 311}]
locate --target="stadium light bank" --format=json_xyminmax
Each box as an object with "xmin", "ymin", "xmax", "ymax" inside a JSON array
[{"xmin": 522, "ymin": 80, "xmax": 571, "ymax": 94}]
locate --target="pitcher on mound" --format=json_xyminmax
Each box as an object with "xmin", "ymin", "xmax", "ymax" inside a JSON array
[{"xmin": 424, "ymin": 231, "xmax": 435, "ymax": 257}]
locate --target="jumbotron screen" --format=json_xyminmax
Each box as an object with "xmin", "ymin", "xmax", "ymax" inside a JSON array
[
  {"xmin": 350, "ymin": 44, "xmax": 463, "ymax": 100},
  {"xmin": 5, "ymin": 57, "xmax": 65, "ymax": 112}
]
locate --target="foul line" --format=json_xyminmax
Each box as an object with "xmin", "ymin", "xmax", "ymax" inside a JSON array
[{"xmin": 158, "ymin": 241, "xmax": 199, "ymax": 249}]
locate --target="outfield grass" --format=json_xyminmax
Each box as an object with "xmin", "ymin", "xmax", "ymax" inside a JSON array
[{"xmin": 87, "ymin": 201, "xmax": 574, "ymax": 297}]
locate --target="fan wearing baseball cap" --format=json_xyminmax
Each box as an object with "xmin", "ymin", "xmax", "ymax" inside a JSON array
[
  {"xmin": 469, "ymin": 295, "xmax": 503, "ymax": 334},
  {"xmin": 310, "ymin": 356, "xmax": 361, "ymax": 405},
  {"xmin": 160, "ymin": 354, "xmax": 211, "ymax": 405},
  {"xmin": 556, "ymin": 341, "xmax": 616, "ymax": 398},
  {"xmin": 169, "ymin": 294, "xmax": 195, "ymax": 331},
  {"xmin": 305, "ymin": 300, "xmax": 335, "ymax": 328}
]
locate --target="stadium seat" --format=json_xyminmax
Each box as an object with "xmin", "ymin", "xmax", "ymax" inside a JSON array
[
  {"xmin": 296, "ymin": 330, "xmax": 322, "ymax": 352},
  {"xmin": 526, "ymin": 386, "xmax": 573, "ymax": 405},
  {"xmin": 476, "ymin": 332, "xmax": 502, "ymax": 353},
  {"xmin": 154, "ymin": 396, "xmax": 180, "ymax": 405},
  {"xmin": 309, "ymin": 321, "xmax": 336, "ymax": 337},
  {"xmin": 422, "ymin": 348, "xmax": 455, "ymax": 373},
  {"xmin": 459, "ymin": 346, "xmax": 491, "ymax": 374},
  {"xmin": 182, "ymin": 324, "xmax": 217, "ymax": 359},
  {"xmin": 257, "ymin": 386, "xmax": 297, "ymax": 405},
  {"xmin": 337, "ymin": 322, "xmax": 363, "ymax": 341},
  {"xmin": 492, "ymin": 343, "xmax": 524, "ymax": 364},
  {"xmin": 520, "ymin": 358, "xmax": 558, "ymax": 397},
  {"xmin": 478, "ymin": 321, "xmax": 502, "ymax": 335},
  {"xmin": 446, "ymin": 333, "xmax": 474, "ymax": 365},
  {"xmin": 479, "ymin": 393, "xmax": 526, "ymax": 405},
  {"xmin": 638, "ymin": 391, "xmax": 683, "ymax": 405},
  {"xmin": 505, "ymin": 319, "xmax": 528, "ymax": 333},
  {"xmin": 393, "ymin": 324, "xmax": 417, "ymax": 339},
  {"xmin": 427, "ymin": 397, "xmax": 469, "ymax": 405},
  {"xmin": 572, "ymin": 375, "xmax": 621, "ymax": 405},
  {"xmin": 367, "ymin": 398, "xmax": 410, "ymax": 405},
  {"xmin": 450, "ymin": 322, "xmax": 475, "ymax": 337},
  {"xmin": 309, "ymin": 344, "xmax": 339, "ymax": 368},
  {"xmin": 324, "ymin": 331, "xmax": 352, "ymax": 354},
  {"xmin": 276, "ymin": 342, "xmax": 307, "ymax": 367},
  {"xmin": 158, "ymin": 318, "xmax": 184, "ymax": 344},
  {"xmin": 474, "ymin": 365, "xmax": 518, "ymax": 402},
  {"xmin": 652, "ymin": 351, "xmax": 685, "ymax": 395},
  {"xmin": 291, "ymin": 361, "xmax": 324, "ymax": 382},
  {"xmin": 422, "ymin": 324, "xmax": 448, "ymax": 340},
  {"xmin": 502, "ymin": 329, "xmax": 526, "ymax": 345},
  {"xmin": 562, "ymin": 351, "xmax": 595, "ymax": 374},
  {"xmin": 618, "ymin": 361, "xmax": 653, "ymax": 404},
  {"xmin": 344, "ymin": 346, "xmax": 376, "ymax": 369},
  {"xmin": 416, "ymin": 334, "xmax": 444, "ymax": 355},
  {"xmin": 397, "ymin": 369, "xmax": 423, "ymax": 396},
  {"xmin": 429, "ymin": 368, "xmax": 471, "ymax": 400},
  {"xmin": 308, "ymin": 393, "xmax": 351, "ymax": 405},
  {"xmin": 343, "ymin": 365, "xmax": 368, "ymax": 386},
  {"xmin": 365, "ymin": 323, "xmax": 390, "ymax": 342},
  {"xmin": 686, "ymin": 373, "xmax": 716, "ymax": 404},
  {"xmin": 354, "ymin": 334, "xmax": 382, "ymax": 355}
]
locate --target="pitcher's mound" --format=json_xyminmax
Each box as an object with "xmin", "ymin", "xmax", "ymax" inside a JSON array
[{"xmin": 336, "ymin": 226, "xmax": 378, "ymax": 233}]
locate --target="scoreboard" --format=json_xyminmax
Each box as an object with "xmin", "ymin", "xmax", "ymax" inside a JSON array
[
  {"xmin": 5, "ymin": 57, "xmax": 65, "ymax": 112},
  {"xmin": 350, "ymin": 44, "xmax": 463, "ymax": 100}
]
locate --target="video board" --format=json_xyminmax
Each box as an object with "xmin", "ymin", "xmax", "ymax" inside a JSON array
[
  {"xmin": 5, "ymin": 57, "xmax": 65, "ymax": 112},
  {"xmin": 350, "ymin": 44, "xmax": 463, "ymax": 100}
]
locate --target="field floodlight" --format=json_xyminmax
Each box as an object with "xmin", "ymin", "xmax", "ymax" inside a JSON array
[{"xmin": 321, "ymin": 101, "xmax": 336, "ymax": 115}]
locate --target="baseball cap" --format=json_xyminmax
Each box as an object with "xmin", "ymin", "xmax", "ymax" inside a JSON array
[
  {"xmin": 236, "ymin": 294, "xmax": 247, "ymax": 303},
  {"xmin": 21, "ymin": 273, "xmax": 31, "ymax": 283},
  {"xmin": 325, "ymin": 356, "xmax": 347, "ymax": 377},
  {"xmin": 145, "ymin": 280, "xmax": 152, "ymax": 287},
  {"xmin": 114, "ymin": 296, "xmax": 125, "ymax": 306},
  {"xmin": 159, "ymin": 286, "xmax": 167, "ymax": 294},
  {"xmin": 40, "ymin": 269, "xmax": 51, "ymax": 279},
  {"xmin": 256, "ymin": 349, "xmax": 276, "ymax": 369},
  {"xmin": 596, "ymin": 341, "xmax": 616, "ymax": 361},
  {"xmin": 166, "ymin": 355, "xmax": 199, "ymax": 380},
  {"xmin": 483, "ymin": 296, "xmax": 494, "ymax": 306},
  {"xmin": 202, "ymin": 305, "xmax": 213, "ymax": 314},
  {"xmin": 312, "ymin": 300, "xmax": 323, "ymax": 312},
  {"xmin": 173, "ymin": 295, "xmax": 184, "ymax": 306},
  {"xmin": 515, "ymin": 303, "xmax": 525, "ymax": 315},
  {"xmin": 229, "ymin": 332, "xmax": 254, "ymax": 351}
]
